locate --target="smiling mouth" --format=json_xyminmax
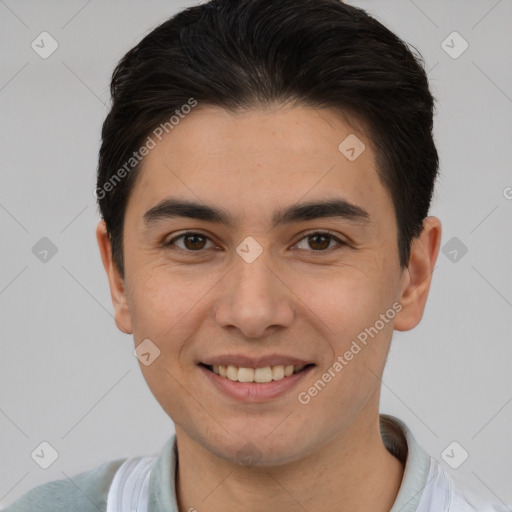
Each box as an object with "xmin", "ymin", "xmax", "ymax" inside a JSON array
[{"xmin": 200, "ymin": 363, "xmax": 315, "ymax": 383}]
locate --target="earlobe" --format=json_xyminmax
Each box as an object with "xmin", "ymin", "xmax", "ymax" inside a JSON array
[
  {"xmin": 394, "ymin": 216, "xmax": 442, "ymax": 332},
  {"xmin": 95, "ymin": 221, "xmax": 133, "ymax": 335}
]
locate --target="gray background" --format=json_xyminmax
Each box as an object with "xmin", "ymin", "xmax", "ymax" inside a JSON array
[{"xmin": 1, "ymin": 0, "xmax": 511, "ymax": 508}]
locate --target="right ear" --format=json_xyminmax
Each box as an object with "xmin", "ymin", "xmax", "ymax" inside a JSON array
[{"xmin": 95, "ymin": 221, "xmax": 133, "ymax": 334}]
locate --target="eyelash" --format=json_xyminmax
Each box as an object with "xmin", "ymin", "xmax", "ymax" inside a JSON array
[{"xmin": 164, "ymin": 231, "xmax": 347, "ymax": 253}]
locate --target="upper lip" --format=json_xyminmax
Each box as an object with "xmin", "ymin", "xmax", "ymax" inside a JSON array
[{"xmin": 200, "ymin": 354, "xmax": 314, "ymax": 368}]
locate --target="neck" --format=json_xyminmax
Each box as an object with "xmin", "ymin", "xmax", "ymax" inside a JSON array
[{"xmin": 174, "ymin": 415, "xmax": 405, "ymax": 512}]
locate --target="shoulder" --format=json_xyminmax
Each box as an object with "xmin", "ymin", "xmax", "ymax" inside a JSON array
[
  {"xmin": 2, "ymin": 458, "xmax": 126, "ymax": 512},
  {"xmin": 450, "ymin": 481, "xmax": 510, "ymax": 512},
  {"xmin": 430, "ymin": 460, "xmax": 509, "ymax": 512}
]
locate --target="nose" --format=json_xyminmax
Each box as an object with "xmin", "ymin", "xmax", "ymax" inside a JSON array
[{"xmin": 214, "ymin": 250, "xmax": 295, "ymax": 339}]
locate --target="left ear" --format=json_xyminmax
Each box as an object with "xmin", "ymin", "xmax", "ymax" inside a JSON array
[{"xmin": 394, "ymin": 216, "xmax": 442, "ymax": 331}]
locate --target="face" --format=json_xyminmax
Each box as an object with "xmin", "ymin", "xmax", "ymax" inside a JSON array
[{"xmin": 98, "ymin": 105, "xmax": 436, "ymax": 466}]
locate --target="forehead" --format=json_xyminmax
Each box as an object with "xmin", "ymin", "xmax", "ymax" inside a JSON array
[
  {"xmin": 125, "ymin": 105, "xmax": 391, "ymax": 226},
  {"xmin": 150, "ymin": 104, "xmax": 372, "ymax": 163}
]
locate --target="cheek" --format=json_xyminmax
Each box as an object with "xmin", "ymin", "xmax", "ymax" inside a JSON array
[
  {"xmin": 292, "ymin": 265, "xmax": 393, "ymax": 340},
  {"xmin": 293, "ymin": 273, "xmax": 395, "ymax": 430},
  {"xmin": 289, "ymin": 264, "xmax": 398, "ymax": 409},
  {"xmin": 129, "ymin": 266, "xmax": 213, "ymax": 420},
  {"xmin": 127, "ymin": 262, "xmax": 215, "ymax": 339}
]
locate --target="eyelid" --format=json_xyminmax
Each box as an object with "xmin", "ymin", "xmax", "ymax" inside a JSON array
[
  {"xmin": 297, "ymin": 229, "xmax": 345, "ymax": 240},
  {"xmin": 293, "ymin": 230, "xmax": 347, "ymax": 250}
]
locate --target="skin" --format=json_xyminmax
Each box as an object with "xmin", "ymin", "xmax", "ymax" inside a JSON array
[{"xmin": 97, "ymin": 104, "xmax": 441, "ymax": 512}]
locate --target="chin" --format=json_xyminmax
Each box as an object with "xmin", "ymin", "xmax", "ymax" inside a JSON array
[{"xmin": 207, "ymin": 428, "xmax": 314, "ymax": 468}]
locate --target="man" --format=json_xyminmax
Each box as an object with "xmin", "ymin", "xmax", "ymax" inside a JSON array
[{"xmin": 4, "ymin": 0, "xmax": 507, "ymax": 511}]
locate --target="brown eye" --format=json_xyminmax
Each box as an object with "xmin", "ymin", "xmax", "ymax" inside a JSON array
[
  {"xmin": 183, "ymin": 234, "xmax": 207, "ymax": 250},
  {"xmin": 166, "ymin": 232, "xmax": 214, "ymax": 251},
  {"xmin": 295, "ymin": 232, "xmax": 345, "ymax": 252},
  {"xmin": 307, "ymin": 234, "xmax": 331, "ymax": 250}
]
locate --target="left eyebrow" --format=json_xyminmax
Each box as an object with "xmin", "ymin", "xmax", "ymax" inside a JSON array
[
  {"xmin": 142, "ymin": 197, "xmax": 371, "ymax": 228},
  {"xmin": 272, "ymin": 199, "xmax": 370, "ymax": 227}
]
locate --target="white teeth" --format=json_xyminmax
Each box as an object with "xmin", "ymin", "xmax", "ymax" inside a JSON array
[
  {"xmin": 226, "ymin": 365, "xmax": 238, "ymax": 380},
  {"xmin": 271, "ymin": 365, "xmax": 284, "ymax": 380},
  {"xmin": 254, "ymin": 367, "xmax": 273, "ymax": 383},
  {"xmin": 209, "ymin": 363, "xmax": 308, "ymax": 383},
  {"xmin": 238, "ymin": 367, "xmax": 254, "ymax": 382}
]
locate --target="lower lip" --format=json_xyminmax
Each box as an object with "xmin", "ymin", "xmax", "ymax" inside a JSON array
[{"xmin": 199, "ymin": 364, "xmax": 315, "ymax": 402}]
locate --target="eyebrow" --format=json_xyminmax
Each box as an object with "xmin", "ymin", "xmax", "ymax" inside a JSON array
[{"xmin": 143, "ymin": 197, "xmax": 370, "ymax": 228}]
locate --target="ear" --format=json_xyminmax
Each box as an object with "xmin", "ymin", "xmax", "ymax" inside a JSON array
[
  {"xmin": 96, "ymin": 220, "xmax": 133, "ymax": 334},
  {"xmin": 394, "ymin": 216, "xmax": 442, "ymax": 331}
]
